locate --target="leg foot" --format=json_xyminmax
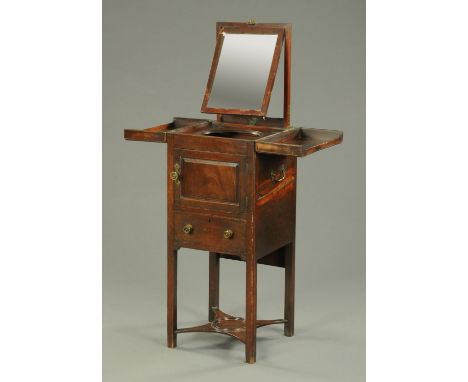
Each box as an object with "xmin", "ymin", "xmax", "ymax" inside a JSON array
[
  {"xmin": 167, "ymin": 336, "xmax": 177, "ymax": 348},
  {"xmin": 246, "ymin": 352, "xmax": 256, "ymax": 364}
]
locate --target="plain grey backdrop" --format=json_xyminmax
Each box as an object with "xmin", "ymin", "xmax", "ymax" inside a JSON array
[{"xmin": 103, "ymin": 0, "xmax": 365, "ymax": 381}]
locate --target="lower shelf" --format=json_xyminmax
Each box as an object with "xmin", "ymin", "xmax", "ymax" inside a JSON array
[{"xmin": 174, "ymin": 308, "xmax": 287, "ymax": 343}]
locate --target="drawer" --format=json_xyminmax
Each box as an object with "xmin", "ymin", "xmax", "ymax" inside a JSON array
[{"xmin": 173, "ymin": 212, "xmax": 246, "ymax": 256}]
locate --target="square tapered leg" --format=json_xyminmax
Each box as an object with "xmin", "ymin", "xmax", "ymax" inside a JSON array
[
  {"xmin": 284, "ymin": 242, "xmax": 295, "ymax": 337},
  {"xmin": 208, "ymin": 252, "xmax": 220, "ymax": 322},
  {"xmin": 245, "ymin": 253, "xmax": 257, "ymax": 363},
  {"xmin": 167, "ymin": 245, "xmax": 178, "ymax": 348}
]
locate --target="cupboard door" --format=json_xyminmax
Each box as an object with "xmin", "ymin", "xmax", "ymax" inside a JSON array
[{"xmin": 172, "ymin": 149, "xmax": 249, "ymax": 215}]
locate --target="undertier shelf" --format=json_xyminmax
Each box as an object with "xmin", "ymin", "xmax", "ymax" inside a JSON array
[{"xmin": 174, "ymin": 308, "xmax": 287, "ymax": 343}]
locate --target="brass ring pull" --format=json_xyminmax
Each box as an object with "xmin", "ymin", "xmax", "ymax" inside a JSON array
[
  {"xmin": 183, "ymin": 224, "xmax": 193, "ymax": 234},
  {"xmin": 270, "ymin": 165, "xmax": 286, "ymax": 183},
  {"xmin": 223, "ymin": 229, "xmax": 234, "ymax": 239}
]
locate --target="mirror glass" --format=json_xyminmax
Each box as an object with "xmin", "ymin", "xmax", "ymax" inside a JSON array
[{"xmin": 205, "ymin": 33, "xmax": 280, "ymax": 112}]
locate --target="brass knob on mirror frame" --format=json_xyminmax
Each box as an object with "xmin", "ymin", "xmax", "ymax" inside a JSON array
[
  {"xmin": 183, "ymin": 224, "xmax": 193, "ymax": 234},
  {"xmin": 223, "ymin": 229, "xmax": 234, "ymax": 239}
]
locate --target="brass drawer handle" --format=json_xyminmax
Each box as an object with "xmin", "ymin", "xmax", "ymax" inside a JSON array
[
  {"xmin": 183, "ymin": 224, "xmax": 193, "ymax": 234},
  {"xmin": 170, "ymin": 163, "xmax": 181, "ymax": 184},
  {"xmin": 223, "ymin": 229, "xmax": 234, "ymax": 239},
  {"xmin": 270, "ymin": 164, "xmax": 286, "ymax": 183}
]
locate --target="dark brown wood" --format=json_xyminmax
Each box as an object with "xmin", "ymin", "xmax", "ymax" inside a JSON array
[
  {"xmin": 245, "ymin": 145, "xmax": 257, "ymax": 363},
  {"xmin": 176, "ymin": 151, "xmax": 239, "ymax": 205},
  {"xmin": 163, "ymin": 126, "xmax": 304, "ymax": 361},
  {"xmin": 124, "ymin": 118, "xmax": 209, "ymax": 143},
  {"xmin": 256, "ymin": 127, "xmax": 343, "ymax": 157},
  {"xmin": 167, "ymin": 246, "xmax": 177, "ymax": 348},
  {"xmin": 124, "ymin": 21, "xmax": 343, "ymax": 364},
  {"xmin": 172, "ymin": 131, "xmax": 250, "ymax": 155},
  {"xmin": 173, "ymin": 148, "xmax": 249, "ymax": 216},
  {"xmin": 255, "ymin": 153, "xmax": 297, "ymax": 259},
  {"xmin": 245, "ymin": 250, "xmax": 257, "ymax": 363},
  {"xmin": 201, "ymin": 23, "xmax": 286, "ymax": 117},
  {"xmin": 284, "ymin": 242, "xmax": 295, "ymax": 336},
  {"xmin": 174, "ymin": 212, "xmax": 247, "ymax": 256},
  {"xmin": 174, "ymin": 308, "xmax": 286, "ymax": 344},
  {"xmin": 216, "ymin": 21, "xmax": 291, "ymax": 31},
  {"xmin": 124, "ymin": 122, "xmax": 171, "ymax": 143},
  {"xmin": 220, "ymin": 114, "xmax": 284, "ymax": 127},
  {"xmin": 208, "ymin": 253, "xmax": 220, "ymax": 321},
  {"xmin": 256, "ymin": 154, "xmax": 294, "ymax": 200},
  {"xmin": 258, "ymin": 247, "xmax": 286, "ymax": 267},
  {"xmin": 167, "ymin": 134, "xmax": 177, "ymax": 348},
  {"xmin": 182, "ymin": 157, "xmax": 238, "ymax": 203},
  {"xmin": 218, "ymin": 247, "xmax": 286, "ymax": 268},
  {"xmin": 284, "ymin": 24, "xmax": 292, "ymax": 127}
]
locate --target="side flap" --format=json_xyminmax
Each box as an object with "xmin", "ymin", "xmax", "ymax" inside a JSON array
[
  {"xmin": 255, "ymin": 127, "xmax": 343, "ymax": 157},
  {"xmin": 124, "ymin": 118, "xmax": 210, "ymax": 143}
]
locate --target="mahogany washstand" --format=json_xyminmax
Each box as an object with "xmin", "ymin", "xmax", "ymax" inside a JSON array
[{"xmin": 124, "ymin": 22, "xmax": 343, "ymax": 364}]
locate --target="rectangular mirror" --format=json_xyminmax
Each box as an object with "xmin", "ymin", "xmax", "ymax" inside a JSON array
[{"xmin": 201, "ymin": 24, "xmax": 284, "ymax": 116}]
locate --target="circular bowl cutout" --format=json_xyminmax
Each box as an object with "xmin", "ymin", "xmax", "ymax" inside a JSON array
[{"xmin": 203, "ymin": 128, "xmax": 263, "ymax": 139}]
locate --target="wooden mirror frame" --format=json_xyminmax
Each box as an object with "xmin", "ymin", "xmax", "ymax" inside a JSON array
[{"xmin": 201, "ymin": 22, "xmax": 291, "ymax": 125}]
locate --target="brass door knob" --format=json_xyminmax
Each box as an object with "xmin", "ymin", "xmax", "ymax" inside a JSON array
[
  {"xmin": 183, "ymin": 224, "xmax": 193, "ymax": 234},
  {"xmin": 223, "ymin": 229, "xmax": 234, "ymax": 239}
]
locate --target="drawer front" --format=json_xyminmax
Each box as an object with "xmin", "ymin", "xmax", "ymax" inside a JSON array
[
  {"xmin": 174, "ymin": 212, "xmax": 246, "ymax": 256},
  {"xmin": 172, "ymin": 148, "xmax": 249, "ymax": 215}
]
